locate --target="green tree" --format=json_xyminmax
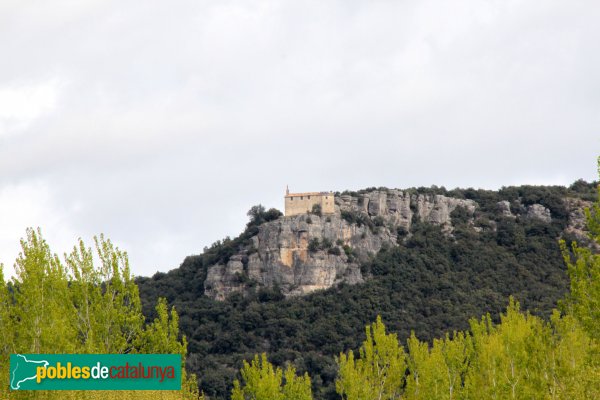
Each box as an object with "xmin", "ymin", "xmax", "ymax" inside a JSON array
[
  {"xmin": 231, "ymin": 353, "xmax": 312, "ymax": 400},
  {"xmin": 0, "ymin": 264, "xmax": 12, "ymax": 391},
  {"xmin": 66, "ymin": 235, "xmax": 143, "ymax": 353},
  {"xmin": 404, "ymin": 332, "xmax": 448, "ymax": 400},
  {"xmin": 546, "ymin": 311, "xmax": 598, "ymax": 399},
  {"xmin": 247, "ymin": 205, "xmax": 267, "ymax": 222},
  {"xmin": 337, "ymin": 316, "xmax": 406, "ymax": 400},
  {"xmin": 11, "ymin": 228, "xmax": 78, "ymax": 354},
  {"xmin": 436, "ymin": 331, "xmax": 472, "ymax": 400},
  {"xmin": 137, "ymin": 297, "xmax": 185, "ymax": 354},
  {"xmin": 466, "ymin": 298, "xmax": 550, "ymax": 399},
  {"xmin": 0, "ymin": 229, "xmax": 201, "ymax": 400},
  {"xmin": 282, "ymin": 365, "xmax": 312, "ymax": 400},
  {"xmin": 311, "ymin": 204, "xmax": 322, "ymax": 217},
  {"xmin": 560, "ymin": 158, "xmax": 600, "ymax": 340}
]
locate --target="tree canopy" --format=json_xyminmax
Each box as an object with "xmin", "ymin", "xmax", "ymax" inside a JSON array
[{"xmin": 0, "ymin": 229, "xmax": 200, "ymax": 400}]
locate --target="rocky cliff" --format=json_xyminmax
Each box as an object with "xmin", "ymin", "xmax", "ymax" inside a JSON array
[
  {"xmin": 203, "ymin": 188, "xmax": 591, "ymax": 301},
  {"xmin": 204, "ymin": 190, "xmax": 487, "ymax": 300}
]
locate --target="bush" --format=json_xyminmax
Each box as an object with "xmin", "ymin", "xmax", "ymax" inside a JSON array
[
  {"xmin": 343, "ymin": 245, "xmax": 353, "ymax": 257},
  {"xmin": 312, "ymin": 204, "xmax": 322, "ymax": 217},
  {"xmin": 373, "ymin": 216, "xmax": 385, "ymax": 227},
  {"xmin": 328, "ymin": 247, "xmax": 341, "ymax": 256},
  {"xmin": 247, "ymin": 205, "xmax": 282, "ymax": 226},
  {"xmin": 397, "ymin": 226, "xmax": 408, "ymax": 237},
  {"xmin": 450, "ymin": 205, "xmax": 472, "ymax": 225},
  {"xmin": 341, "ymin": 210, "xmax": 377, "ymax": 232}
]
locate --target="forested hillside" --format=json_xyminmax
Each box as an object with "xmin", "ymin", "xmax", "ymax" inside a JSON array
[{"xmin": 136, "ymin": 180, "xmax": 598, "ymax": 399}]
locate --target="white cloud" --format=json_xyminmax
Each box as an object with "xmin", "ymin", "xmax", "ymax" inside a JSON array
[
  {"xmin": 0, "ymin": 181, "xmax": 78, "ymax": 278},
  {"xmin": 0, "ymin": 0, "xmax": 599, "ymax": 278},
  {"xmin": 0, "ymin": 79, "xmax": 61, "ymax": 136}
]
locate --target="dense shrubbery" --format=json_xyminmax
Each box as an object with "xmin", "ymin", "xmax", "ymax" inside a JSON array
[
  {"xmin": 136, "ymin": 182, "xmax": 599, "ymax": 399},
  {"xmin": 334, "ymin": 175, "xmax": 600, "ymax": 400},
  {"xmin": 228, "ymin": 174, "xmax": 600, "ymax": 399}
]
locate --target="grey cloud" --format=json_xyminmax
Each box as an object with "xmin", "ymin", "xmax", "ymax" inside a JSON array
[{"xmin": 0, "ymin": 0, "xmax": 599, "ymax": 277}]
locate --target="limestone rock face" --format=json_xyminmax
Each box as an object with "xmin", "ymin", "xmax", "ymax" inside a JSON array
[
  {"xmin": 202, "ymin": 189, "xmax": 589, "ymax": 301},
  {"xmin": 526, "ymin": 204, "xmax": 552, "ymax": 223},
  {"xmin": 205, "ymin": 256, "xmax": 245, "ymax": 301},
  {"xmin": 563, "ymin": 197, "xmax": 599, "ymax": 249},
  {"xmin": 204, "ymin": 213, "xmax": 369, "ymax": 300},
  {"xmin": 204, "ymin": 190, "xmax": 477, "ymax": 300},
  {"xmin": 414, "ymin": 194, "xmax": 477, "ymax": 229},
  {"xmin": 336, "ymin": 190, "xmax": 477, "ymax": 231},
  {"xmin": 564, "ymin": 198, "xmax": 590, "ymax": 234},
  {"xmin": 497, "ymin": 201, "xmax": 514, "ymax": 218}
]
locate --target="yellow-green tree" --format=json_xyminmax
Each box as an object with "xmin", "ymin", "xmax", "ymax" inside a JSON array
[
  {"xmin": 560, "ymin": 156, "xmax": 600, "ymax": 340},
  {"xmin": 404, "ymin": 331, "xmax": 472, "ymax": 400},
  {"xmin": 0, "ymin": 228, "xmax": 201, "ymax": 400},
  {"xmin": 546, "ymin": 311, "xmax": 598, "ymax": 399},
  {"xmin": 66, "ymin": 235, "xmax": 143, "ymax": 353},
  {"xmin": 337, "ymin": 316, "xmax": 406, "ymax": 400},
  {"xmin": 11, "ymin": 229, "xmax": 78, "ymax": 354},
  {"xmin": 465, "ymin": 298, "xmax": 551, "ymax": 399},
  {"xmin": 231, "ymin": 353, "xmax": 312, "ymax": 400},
  {"xmin": 0, "ymin": 264, "xmax": 11, "ymax": 392},
  {"xmin": 335, "ymin": 157, "xmax": 600, "ymax": 400}
]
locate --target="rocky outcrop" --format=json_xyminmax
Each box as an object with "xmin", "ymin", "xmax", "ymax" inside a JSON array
[
  {"xmin": 336, "ymin": 190, "xmax": 477, "ymax": 231},
  {"xmin": 204, "ymin": 213, "xmax": 370, "ymax": 300},
  {"xmin": 497, "ymin": 201, "xmax": 514, "ymax": 218},
  {"xmin": 526, "ymin": 204, "xmax": 552, "ymax": 223},
  {"xmin": 562, "ymin": 197, "xmax": 599, "ymax": 250},
  {"xmin": 204, "ymin": 190, "xmax": 478, "ymax": 300},
  {"xmin": 203, "ymin": 188, "xmax": 592, "ymax": 301}
]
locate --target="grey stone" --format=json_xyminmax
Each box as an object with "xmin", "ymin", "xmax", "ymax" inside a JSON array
[
  {"xmin": 204, "ymin": 190, "xmax": 478, "ymax": 300},
  {"xmin": 526, "ymin": 204, "xmax": 552, "ymax": 223}
]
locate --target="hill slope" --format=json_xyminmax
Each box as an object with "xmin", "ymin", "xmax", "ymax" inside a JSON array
[{"xmin": 136, "ymin": 181, "xmax": 597, "ymax": 399}]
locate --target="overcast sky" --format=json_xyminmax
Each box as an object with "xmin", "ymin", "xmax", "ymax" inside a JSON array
[{"xmin": 1, "ymin": 0, "xmax": 599, "ymax": 278}]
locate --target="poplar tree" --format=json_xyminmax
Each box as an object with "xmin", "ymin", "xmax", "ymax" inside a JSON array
[
  {"xmin": 547, "ymin": 311, "xmax": 597, "ymax": 399},
  {"xmin": 66, "ymin": 235, "xmax": 143, "ymax": 353},
  {"xmin": 560, "ymin": 156, "xmax": 600, "ymax": 340},
  {"xmin": 337, "ymin": 316, "xmax": 406, "ymax": 400},
  {"xmin": 404, "ymin": 333, "xmax": 449, "ymax": 400},
  {"xmin": 0, "ymin": 265, "xmax": 11, "ymax": 388},
  {"xmin": 11, "ymin": 228, "xmax": 78, "ymax": 353},
  {"xmin": 465, "ymin": 299, "xmax": 549, "ymax": 399},
  {"xmin": 0, "ymin": 230, "xmax": 202, "ymax": 400},
  {"xmin": 231, "ymin": 353, "xmax": 312, "ymax": 400}
]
